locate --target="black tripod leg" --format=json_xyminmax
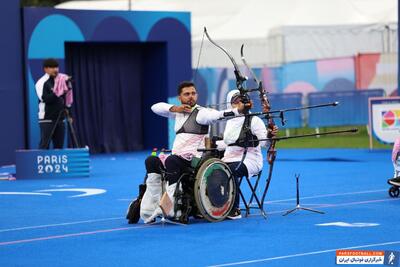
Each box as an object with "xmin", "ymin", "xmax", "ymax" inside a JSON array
[
  {"xmin": 43, "ymin": 109, "xmax": 64, "ymax": 149},
  {"xmin": 66, "ymin": 114, "xmax": 80, "ymax": 148},
  {"xmin": 283, "ymin": 208, "xmax": 298, "ymax": 216},
  {"xmin": 283, "ymin": 174, "xmax": 324, "ymax": 216},
  {"xmin": 299, "ymin": 207, "xmax": 324, "ymax": 214}
]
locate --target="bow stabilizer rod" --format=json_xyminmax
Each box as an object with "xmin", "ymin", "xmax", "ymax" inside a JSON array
[
  {"xmin": 219, "ymin": 101, "xmax": 339, "ymax": 121},
  {"xmin": 256, "ymin": 128, "xmax": 358, "ymax": 142}
]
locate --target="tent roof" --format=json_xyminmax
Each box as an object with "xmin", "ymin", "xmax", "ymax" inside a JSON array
[
  {"xmin": 57, "ymin": 0, "xmax": 397, "ymax": 41},
  {"xmin": 56, "ymin": 0, "xmax": 397, "ymax": 67}
]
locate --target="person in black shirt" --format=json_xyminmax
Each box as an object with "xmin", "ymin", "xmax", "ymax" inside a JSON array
[{"xmin": 35, "ymin": 58, "xmax": 69, "ymax": 149}]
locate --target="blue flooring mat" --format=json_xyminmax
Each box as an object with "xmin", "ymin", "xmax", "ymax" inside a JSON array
[{"xmin": 0, "ymin": 149, "xmax": 399, "ymax": 267}]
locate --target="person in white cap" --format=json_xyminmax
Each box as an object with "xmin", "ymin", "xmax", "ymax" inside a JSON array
[{"xmin": 220, "ymin": 90, "xmax": 278, "ymax": 219}]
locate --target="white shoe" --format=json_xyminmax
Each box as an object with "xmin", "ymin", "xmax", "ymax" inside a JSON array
[{"xmin": 144, "ymin": 207, "xmax": 162, "ymax": 224}]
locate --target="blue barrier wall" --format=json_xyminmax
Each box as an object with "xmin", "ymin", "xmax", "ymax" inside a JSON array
[
  {"xmin": 0, "ymin": 1, "xmax": 25, "ymax": 165},
  {"xmin": 268, "ymin": 93, "xmax": 303, "ymax": 128},
  {"xmin": 308, "ymin": 89, "xmax": 385, "ymax": 127}
]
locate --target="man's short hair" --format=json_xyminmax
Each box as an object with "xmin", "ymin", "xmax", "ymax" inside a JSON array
[
  {"xmin": 43, "ymin": 58, "xmax": 59, "ymax": 68},
  {"xmin": 177, "ymin": 81, "xmax": 196, "ymax": 95}
]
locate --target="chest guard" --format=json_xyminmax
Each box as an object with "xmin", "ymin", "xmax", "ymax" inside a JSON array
[
  {"xmin": 176, "ymin": 108, "xmax": 209, "ymax": 135},
  {"xmin": 229, "ymin": 116, "xmax": 259, "ymax": 148}
]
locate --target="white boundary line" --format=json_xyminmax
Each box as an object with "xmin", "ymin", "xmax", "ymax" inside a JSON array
[
  {"xmin": 208, "ymin": 241, "xmax": 400, "ymax": 267},
  {"xmin": 0, "ymin": 217, "xmax": 124, "ymax": 233},
  {"xmin": 264, "ymin": 189, "xmax": 387, "ymax": 204},
  {"xmin": 0, "ymin": 198, "xmax": 399, "ymax": 246},
  {"xmin": 241, "ymin": 189, "xmax": 387, "ymax": 209},
  {"xmin": 0, "ymin": 225, "xmax": 151, "ymax": 246},
  {"xmin": 0, "ymin": 189, "xmax": 395, "ymax": 233},
  {"xmin": 266, "ymin": 197, "xmax": 400, "ymax": 215}
]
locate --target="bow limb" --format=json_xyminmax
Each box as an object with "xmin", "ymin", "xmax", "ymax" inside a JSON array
[
  {"xmin": 240, "ymin": 44, "xmax": 261, "ymax": 85},
  {"xmin": 267, "ymin": 140, "xmax": 277, "ymax": 164},
  {"xmin": 240, "ymin": 44, "xmax": 276, "ymax": 165},
  {"xmin": 204, "ymin": 28, "xmax": 251, "ymax": 171},
  {"xmin": 204, "ymin": 27, "xmax": 247, "ymax": 93},
  {"xmin": 240, "ymin": 44, "xmax": 271, "ymax": 113}
]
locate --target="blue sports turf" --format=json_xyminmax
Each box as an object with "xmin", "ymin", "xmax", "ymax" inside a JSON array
[{"xmin": 0, "ymin": 149, "xmax": 399, "ymax": 267}]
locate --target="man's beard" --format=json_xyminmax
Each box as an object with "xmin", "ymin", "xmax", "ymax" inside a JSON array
[{"xmin": 185, "ymin": 100, "xmax": 196, "ymax": 107}]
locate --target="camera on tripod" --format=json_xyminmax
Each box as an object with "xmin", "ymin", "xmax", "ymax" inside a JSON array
[
  {"xmin": 65, "ymin": 76, "xmax": 73, "ymax": 91},
  {"xmin": 43, "ymin": 73, "xmax": 80, "ymax": 149}
]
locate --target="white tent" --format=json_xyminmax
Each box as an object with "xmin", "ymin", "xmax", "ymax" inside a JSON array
[
  {"xmin": 57, "ymin": 0, "xmax": 398, "ymax": 66},
  {"xmin": 267, "ymin": 22, "xmax": 397, "ymax": 65}
]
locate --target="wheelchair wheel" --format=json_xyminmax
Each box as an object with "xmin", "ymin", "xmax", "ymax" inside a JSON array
[
  {"xmin": 194, "ymin": 158, "xmax": 236, "ymax": 222},
  {"xmin": 388, "ymin": 186, "xmax": 400, "ymax": 198}
]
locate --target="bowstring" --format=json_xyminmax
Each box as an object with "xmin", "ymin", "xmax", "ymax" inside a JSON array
[{"xmin": 193, "ymin": 29, "xmax": 206, "ymax": 84}]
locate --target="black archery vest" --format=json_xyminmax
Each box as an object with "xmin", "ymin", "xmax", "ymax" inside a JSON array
[
  {"xmin": 176, "ymin": 108, "xmax": 209, "ymax": 135},
  {"xmin": 229, "ymin": 116, "xmax": 259, "ymax": 148}
]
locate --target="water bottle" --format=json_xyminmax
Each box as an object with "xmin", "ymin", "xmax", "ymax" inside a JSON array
[{"xmin": 151, "ymin": 148, "xmax": 157, "ymax": 156}]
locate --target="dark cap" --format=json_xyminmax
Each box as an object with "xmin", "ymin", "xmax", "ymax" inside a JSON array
[{"xmin": 43, "ymin": 58, "xmax": 59, "ymax": 68}]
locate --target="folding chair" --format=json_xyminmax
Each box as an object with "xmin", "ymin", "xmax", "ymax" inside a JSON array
[{"xmin": 238, "ymin": 170, "xmax": 267, "ymax": 218}]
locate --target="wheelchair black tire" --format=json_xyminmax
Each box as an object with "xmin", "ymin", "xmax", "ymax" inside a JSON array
[
  {"xmin": 388, "ymin": 186, "xmax": 400, "ymax": 198},
  {"xmin": 194, "ymin": 158, "xmax": 236, "ymax": 222}
]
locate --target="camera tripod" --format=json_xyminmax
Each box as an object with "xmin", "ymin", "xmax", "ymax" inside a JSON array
[
  {"xmin": 44, "ymin": 107, "xmax": 80, "ymax": 149},
  {"xmin": 283, "ymin": 174, "xmax": 324, "ymax": 216}
]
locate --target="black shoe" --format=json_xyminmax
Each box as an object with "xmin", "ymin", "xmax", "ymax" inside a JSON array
[
  {"xmin": 388, "ymin": 176, "xmax": 400, "ymax": 187},
  {"xmin": 193, "ymin": 213, "xmax": 204, "ymax": 219},
  {"xmin": 227, "ymin": 208, "xmax": 242, "ymax": 220},
  {"xmin": 126, "ymin": 198, "xmax": 141, "ymax": 224}
]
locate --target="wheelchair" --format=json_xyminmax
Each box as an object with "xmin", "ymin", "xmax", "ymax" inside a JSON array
[
  {"xmin": 388, "ymin": 153, "xmax": 400, "ymax": 198},
  {"xmin": 167, "ymin": 150, "xmax": 236, "ymax": 223},
  {"xmin": 389, "ymin": 184, "xmax": 399, "ymax": 198}
]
